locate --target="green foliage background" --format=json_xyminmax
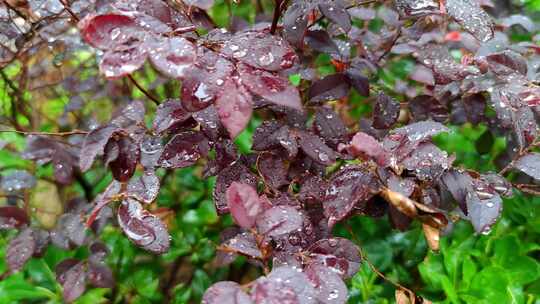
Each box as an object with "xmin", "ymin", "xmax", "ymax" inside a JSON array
[{"xmin": 1, "ymin": 1, "xmax": 539, "ymax": 303}]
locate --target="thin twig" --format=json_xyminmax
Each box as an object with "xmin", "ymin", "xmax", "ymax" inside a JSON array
[
  {"xmin": 0, "ymin": 129, "xmax": 88, "ymax": 136},
  {"xmin": 127, "ymin": 75, "xmax": 160, "ymax": 105}
]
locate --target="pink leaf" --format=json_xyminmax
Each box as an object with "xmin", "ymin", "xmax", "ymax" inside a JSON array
[{"xmin": 226, "ymin": 182, "xmax": 262, "ymax": 229}]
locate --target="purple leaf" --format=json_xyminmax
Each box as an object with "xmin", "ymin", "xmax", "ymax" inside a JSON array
[
  {"xmin": 445, "ymin": 0, "xmax": 494, "ymax": 42},
  {"xmin": 409, "ymin": 95, "xmax": 448, "ymax": 122},
  {"xmin": 238, "ymin": 63, "xmax": 303, "ymax": 111},
  {"xmin": 226, "ymin": 182, "xmax": 262, "ymax": 229},
  {"xmin": 251, "ymin": 278, "xmax": 300, "ymax": 304},
  {"xmin": 308, "ymin": 74, "xmax": 351, "ymax": 104},
  {"xmin": 314, "ymin": 108, "xmax": 348, "ymax": 146},
  {"xmin": 402, "ymin": 143, "xmax": 452, "ymax": 181},
  {"xmin": 467, "ymin": 179, "xmax": 502, "ymax": 234},
  {"xmin": 182, "ymin": 51, "xmax": 235, "ymax": 112},
  {"xmin": 6, "ymin": 228, "xmax": 35, "ymax": 272},
  {"xmin": 324, "ymin": 165, "xmax": 380, "ymax": 227},
  {"xmin": 153, "ymin": 99, "xmax": 191, "ymax": 134},
  {"xmin": 257, "ymin": 152, "xmax": 289, "ymax": 190},
  {"xmin": 319, "ymin": 1, "xmax": 351, "ymax": 32},
  {"xmin": 0, "ymin": 206, "xmax": 29, "ymax": 229},
  {"xmin": 127, "ymin": 171, "xmax": 160, "ymax": 204},
  {"xmin": 203, "ymin": 281, "xmax": 253, "ymax": 304},
  {"xmin": 440, "ymin": 169, "xmax": 473, "ymax": 213},
  {"xmin": 22, "ymin": 136, "xmax": 78, "ymax": 185},
  {"xmin": 214, "ymin": 163, "xmax": 258, "ymax": 215},
  {"xmin": 349, "ymin": 132, "xmax": 390, "ymax": 166},
  {"xmin": 158, "ymin": 131, "xmax": 206, "ymax": 169},
  {"xmin": 513, "ymin": 153, "xmax": 540, "ymax": 181},
  {"xmin": 297, "ymin": 131, "xmax": 337, "ymax": 165},
  {"xmin": 110, "ymin": 100, "xmax": 146, "ymax": 128},
  {"xmin": 117, "ymin": 198, "xmax": 170, "ymax": 254},
  {"xmin": 215, "ymin": 79, "xmax": 253, "ymax": 139},
  {"xmin": 305, "ymin": 30, "xmax": 340, "ymax": 54},
  {"xmin": 221, "ymin": 31, "xmax": 297, "ymax": 72},
  {"xmin": 88, "ymin": 260, "xmax": 114, "ymax": 288},
  {"xmin": 79, "ymin": 125, "xmax": 119, "ymax": 172},
  {"xmin": 415, "ymin": 44, "xmax": 478, "ymax": 84},
  {"xmin": 373, "ymin": 92, "xmax": 400, "ymax": 129},
  {"xmin": 305, "ymin": 264, "xmax": 348, "ymax": 304},
  {"xmin": 148, "ymin": 37, "xmax": 197, "ymax": 79},
  {"xmin": 56, "ymin": 259, "xmax": 87, "ymax": 303},
  {"xmin": 266, "ymin": 266, "xmax": 316, "ymax": 304},
  {"xmin": 282, "ymin": 1, "xmax": 309, "ymax": 48},
  {"xmin": 255, "ymin": 206, "xmax": 304, "ymax": 237},
  {"xmin": 308, "ymin": 237, "xmax": 361, "ymax": 279},
  {"xmin": 345, "ymin": 68, "xmax": 370, "ymax": 97},
  {"xmin": 220, "ymin": 232, "xmax": 263, "ymax": 260}
]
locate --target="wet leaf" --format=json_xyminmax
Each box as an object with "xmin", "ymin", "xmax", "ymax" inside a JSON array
[
  {"xmin": 214, "ymin": 163, "xmax": 258, "ymax": 215},
  {"xmin": 203, "ymin": 281, "xmax": 253, "ymax": 304},
  {"xmin": 255, "ymin": 205, "xmax": 304, "ymax": 237},
  {"xmin": 308, "ymin": 74, "xmax": 350, "ymax": 104},
  {"xmin": 238, "ymin": 63, "xmax": 303, "ymax": 111},
  {"xmin": 445, "ymin": 0, "xmax": 494, "ymax": 42},
  {"xmin": 78, "ymin": 13, "xmax": 138, "ymax": 49},
  {"xmin": 158, "ymin": 131, "xmax": 206, "ymax": 169},
  {"xmin": 127, "ymin": 171, "xmax": 160, "ymax": 204},
  {"xmin": 373, "ymin": 92, "xmax": 400, "ymax": 129},
  {"xmin": 148, "ymin": 36, "xmax": 197, "ymax": 79},
  {"xmin": 215, "ymin": 79, "xmax": 253, "ymax": 139},
  {"xmin": 56, "ymin": 259, "xmax": 87, "ymax": 303},
  {"xmin": 153, "ymin": 99, "xmax": 191, "ymax": 134},
  {"xmin": 0, "ymin": 206, "xmax": 29, "ymax": 229},
  {"xmin": 308, "ymin": 237, "xmax": 361, "ymax": 279},
  {"xmin": 297, "ymin": 130, "xmax": 338, "ymax": 165},
  {"xmin": 513, "ymin": 152, "xmax": 540, "ymax": 181},
  {"xmin": 319, "ymin": 1, "xmax": 351, "ymax": 32},
  {"xmin": 6, "ymin": 228, "xmax": 35, "ymax": 272},
  {"xmin": 305, "ymin": 263, "xmax": 348, "ymax": 304},
  {"xmin": 226, "ymin": 182, "xmax": 262, "ymax": 229},
  {"xmin": 79, "ymin": 125, "xmax": 119, "ymax": 172},
  {"xmin": 117, "ymin": 198, "xmax": 170, "ymax": 254}
]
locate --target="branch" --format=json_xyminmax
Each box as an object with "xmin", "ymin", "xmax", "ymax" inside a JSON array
[
  {"xmin": 270, "ymin": 0, "xmax": 283, "ymax": 35},
  {"xmin": 0, "ymin": 129, "xmax": 88, "ymax": 136},
  {"xmin": 127, "ymin": 75, "xmax": 160, "ymax": 105}
]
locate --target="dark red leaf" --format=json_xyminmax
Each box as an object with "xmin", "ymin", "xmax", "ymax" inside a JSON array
[
  {"xmin": 395, "ymin": 0, "xmax": 439, "ymax": 17},
  {"xmin": 107, "ymin": 136, "xmax": 140, "ymax": 182},
  {"xmin": 409, "ymin": 95, "xmax": 448, "ymax": 123},
  {"xmin": 0, "ymin": 206, "xmax": 29, "ymax": 229},
  {"xmin": 220, "ymin": 232, "xmax": 263, "ymax": 260},
  {"xmin": 117, "ymin": 198, "xmax": 170, "ymax": 254},
  {"xmin": 78, "ymin": 13, "xmax": 138, "ymax": 49},
  {"xmin": 266, "ymin": 266, "xmax": 316, "ymax": 304},
  {"xmin": 140, "ymin": 135, "xmax": 163, "ymax": 169},
  {"xmin": 401, "ymin": 143, "xmax": 452, "ymax": 181},
  {"xmin": 158, "ymin": 131, "xmax": 206, "ymax": 169},
  {"xmin": 153, "ymin": 99, "xmax": 191, "ymax": 134},
  {"xmin": 345, "ymin": 68, "xmax": 370, "ymax": 97},
  {"xmin": 305, "ymin": 30, "xmax": 340, "ymax": 55},
  {"xmin": 314, "ymin": 107, "xmax": 348, "ymax": 146},
  {"xmin": 467, "ymin": 179, "xmax": 502, "ymax": 234},
  {"xmin": 88, "ymin": 259, "xmax": 114, "ymax": 288},
  {"xmin": 99, "ymin": 43, "xmax": 148, "ymax": 79}
]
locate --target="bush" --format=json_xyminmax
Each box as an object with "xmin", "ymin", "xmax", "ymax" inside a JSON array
[{"xmin": 0, "ymin": 0, "xmax": 539, "ymax": 303}]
